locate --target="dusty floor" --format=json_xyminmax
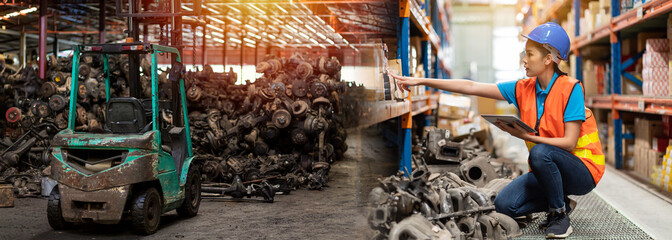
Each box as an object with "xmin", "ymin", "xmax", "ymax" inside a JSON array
[{"xmin": 0, "ymin": 127, "xmax": 398, "ymax": 240}]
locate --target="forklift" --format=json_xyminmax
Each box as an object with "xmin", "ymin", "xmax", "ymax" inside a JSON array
[{"xmin": 47, "ymin": 42, "xmax": 200, "ymax": 235}]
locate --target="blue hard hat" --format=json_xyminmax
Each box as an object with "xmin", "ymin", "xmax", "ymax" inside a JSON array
[{"xmin": 521, "ymin": 22, "xmax": 571, "ymax": 61}]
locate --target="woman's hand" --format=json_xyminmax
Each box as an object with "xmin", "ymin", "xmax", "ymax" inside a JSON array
[
  {"xmin": 388, "ymin": 68, "xmax": 421, "ymax": 92},
  {"xmin": 495, "ymin": 120, "xmax": 530, "ymax": 141}
]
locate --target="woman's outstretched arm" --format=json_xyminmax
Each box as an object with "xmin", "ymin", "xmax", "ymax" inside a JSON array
[{"xmin": 388, "ymin": 71, "xmax": 506, "ymax": 101}]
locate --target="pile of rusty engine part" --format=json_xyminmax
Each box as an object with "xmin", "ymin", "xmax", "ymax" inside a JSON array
[
  {"xmin": 0, "ymin": 54, "xmax": 139, "ymax": 197},
  {"xmin": 368, "ymin": 168, "xmax": 522, "ymax": 239},
  {"xmin": 186, "ymin": 53, "xmax": 349, "ymax": 192},
  {"xmin": 1, "ymin": 52, "xmax": 352, "ymax": 199},
  {"xmin": 367, "ymin": 128, "xmax": 524, "ymax": 239},
  {"xmin": 420, "ymin": 127, "xmax": 522, "ymax": 187}
]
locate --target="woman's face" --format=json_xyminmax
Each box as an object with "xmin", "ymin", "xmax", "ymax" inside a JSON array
[{"xmin": 522, "ymin": 41, "xmax": 552, "ymax": 77}]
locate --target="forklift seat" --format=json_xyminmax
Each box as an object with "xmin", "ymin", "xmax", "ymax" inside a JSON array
[{"xmin": 105, "ymin": 97, "xmax": 150, "ymax": 134}]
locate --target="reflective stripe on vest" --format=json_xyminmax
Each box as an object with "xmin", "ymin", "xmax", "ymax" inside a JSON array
[{"xmin": 515, "ymin": 75, "xmax": 606, "ymax": 185}]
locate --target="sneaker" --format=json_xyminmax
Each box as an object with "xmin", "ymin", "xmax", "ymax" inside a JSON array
[
  {"xmin": 539, "ymin": 197, "xmax": 576, "ymax": 229},
  {"xmin": 545, "ymin": 211, "xmax": 573, "ymax": 239}
]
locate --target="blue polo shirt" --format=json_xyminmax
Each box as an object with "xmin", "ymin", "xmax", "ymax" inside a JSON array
[{"xmin": 496, "ymin": 73, "xmax": 586, "ymax": 122}]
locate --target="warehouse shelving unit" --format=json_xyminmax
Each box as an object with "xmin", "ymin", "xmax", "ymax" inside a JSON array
[
  {"xmin": 364, "ymin": 0, "xmax": 452, "ymax": 175},
  {"xmin": 397, "ymin": 0, "xmax": 452, "ymax": 175},
  {"xmin": 579, "ymin": 0, "xmax": 672, "ymax": 170},
  {"xmin": 522, "ymin": 0, "xmax": 672, "ymax": 170}
]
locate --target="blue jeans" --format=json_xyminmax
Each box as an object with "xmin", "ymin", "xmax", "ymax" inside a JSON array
[{"xmin": 494, "ymin": 143, "xmax": 596, "ymax": 217}]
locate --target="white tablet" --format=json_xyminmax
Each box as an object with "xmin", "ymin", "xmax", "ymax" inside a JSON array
[{"xmin": 481, "ymin": 114, "xmax": 538, "ymax": 134}]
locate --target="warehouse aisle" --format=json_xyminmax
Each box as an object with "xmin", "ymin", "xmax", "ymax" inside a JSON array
[{"xmin": 592, "ymin": 165, "xmax": 672, "ymax": 239}]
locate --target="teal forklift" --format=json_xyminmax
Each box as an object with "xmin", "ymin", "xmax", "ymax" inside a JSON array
[{"xmin": 47, "ymin": 42, "xmax": 201, "ymax": 235}]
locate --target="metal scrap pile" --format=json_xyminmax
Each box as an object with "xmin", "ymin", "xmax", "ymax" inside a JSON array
[
  {"xmin": 421, "ymin": 128, "xmax": 522, "ymax": 187},
  {"xmin": 367, "ymin": 128, "xmax": 523, "ymax": 239},
  {"xmin": 185, "ymin": 53, "xmax": 349, "ymax": 192},
  {"xmin": 0, "ymin": 54, "xmax": 136, "ymax": 197},
  {"xmin": 1, "ymin": 52, "xmax": 350, "ymax": 199}
]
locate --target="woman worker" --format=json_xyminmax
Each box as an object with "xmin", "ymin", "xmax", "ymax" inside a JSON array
[{"xmin": 388, "ymin": 22, "xmax": 605, "ymax": 239}]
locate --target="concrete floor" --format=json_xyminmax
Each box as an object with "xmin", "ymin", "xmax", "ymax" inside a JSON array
[
  {"xmin": 594, "ymin": 165, "xmax": 672, "ymax": 239},
  {"xmin": 0, "ymin": 127, "xmax": 397, "ymax": 240},
  {"xmin": 1, "ymin": 127, "xmax": 669, "ymax": 239}
]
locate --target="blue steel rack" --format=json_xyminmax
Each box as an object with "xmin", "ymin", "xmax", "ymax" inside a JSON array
[
  {"xmin": 569, "ymin": 0, "xmax": 672, "ymax": 169},
  {"xmin": 396, "ymin": 0, "xmax": 452, "ymax": 175}
]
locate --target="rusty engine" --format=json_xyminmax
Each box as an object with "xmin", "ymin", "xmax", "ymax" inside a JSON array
[{"xmin": 367, "ymin": 128, "xmax": 523, "ymax": 239}]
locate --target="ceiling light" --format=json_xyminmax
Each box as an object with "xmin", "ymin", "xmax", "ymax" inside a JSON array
[
  {"xmin": 243, "ymin": 38, "xmax": 256, "ymax": 44},
  {"xmin": 207, "ymin": 16, "xmax": 226, "ymax": 25},
  {"xmin": 226, "ymin": 16, "xmax": 241, "ymax": 25},
  {"xmin": 207, "ymin": 24, "xmax": 223, "ymax": 32},
  {"xmin": 228, "ymin": 6, "xmax": 241, "ymax": 14},
  {"xmin": 248, "ymin": 4, "xmax": 264, "ymax": 14},
  {"xmin": 274, "ymin": 3, "xmax": 288, "ymax": 14}
]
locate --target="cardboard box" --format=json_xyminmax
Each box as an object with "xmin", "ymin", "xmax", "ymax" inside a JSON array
[
  {"xmin": 646, "ymin": 38, "xmax": 670, "ymax": 53},
  {"xmin": 438, "ymin": 93, "xmax": 471, "ymax": 109},
  {"xmin": 649, "ymin": 150, "xmax": 664, "ymax": 177},
  {"xmin": 437, "ymin": 117, "xmax": 462, "ymax": 134},
  {"xmin": 634, "ymin": 146, "xmax": 643, "ymax": 172},
  {"xmin": 455, "ymin": 121, "xmax": 482, "ymax": 137},
  {"xmin": 599, "ymin": 0, "xmax": 611, "ymax": 10},
  {"xmin": 437, "ymin": 105, "xmax": 469, "ymax": 119},
  {"xmin": 642, "ymin": 67, "xmax": 669, "ymax": 96},
  {"xmin": 583, "ymin": 60, "xmax": 598, "ymax": 95},
  {"xmin": 643, "ymin": 51, "xmax": 670, "ymax": 68},
  {"xmin": 477, "ymin": 96, "xmax": 498, "ymax": 115},
  {"xmin": 635, "ymin": 118, "xmax": 663, "ymax": 149},
  {"xmin": 637, "ymin": 32, "xmax": 667, "ymax": 55}
]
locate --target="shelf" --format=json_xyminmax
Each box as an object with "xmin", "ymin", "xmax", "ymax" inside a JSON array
[
  {"xmin": 567, "ymin": 0, "xmax": 672, "ymax": 51},
  {"xmin": 585, "ymin": 94, "xmax": 614, "ymax": 109},
  {"xmin": 572, "ymin": 24, "xmax": 611, "ymax": 51},
  {"xmin": 612, "ymin": 0, "xmax": 672, "ymax": 32},
  {"xmin": 586, "ymin": 94, "xmax": 672, "ymax": 115},
  {"xmin": 409, "ymin": 0, "xmax": 441, "ymax": 51},
  {"xmin": 359, "ymin": 93, "xmax": 439, "ymax": 128},
  {"xmin": 537, "ymin": 0, "xmax": 570, "ymax": 25}
]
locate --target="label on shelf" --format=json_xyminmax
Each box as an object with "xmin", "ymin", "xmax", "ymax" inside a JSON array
[
  {"xmin": 637, "ymin": 7, "xmax": 643, "ymax": 21},
  {"xmin": 639, "ymin": 100, "xmax": 646, "ymax": 111}
]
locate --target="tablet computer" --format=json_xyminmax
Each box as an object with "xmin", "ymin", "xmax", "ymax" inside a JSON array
[{"xmin": 481, "ymin": 114, "xmax": 538, "ymax": 134}]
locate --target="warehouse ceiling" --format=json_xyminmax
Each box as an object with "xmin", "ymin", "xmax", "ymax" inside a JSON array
[{"xmin": 0, "ymin": 0, "xmax": 398, "ymax": 54}]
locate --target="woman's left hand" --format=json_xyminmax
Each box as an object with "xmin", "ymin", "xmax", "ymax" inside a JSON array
[{"xmin": 495, "ymin": 120, "xmax": 530, "ymax": 141}]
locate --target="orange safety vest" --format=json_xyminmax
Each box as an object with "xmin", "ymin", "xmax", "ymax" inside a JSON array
[{"xmin": 515, "ymin": 75, "xmax": 605, "ymax": 185}]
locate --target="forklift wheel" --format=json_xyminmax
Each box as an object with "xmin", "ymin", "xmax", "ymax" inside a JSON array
[
  {"xmin": 47, "ymin": 188, "xmax": 73, "ymax": 230},
  {"xmin": 131, "ymin": 187, "xmax": 162, "ymax": 235},
  {"xmin": 176, "ymin": 167, "xmax": 201, "ymax": 218}
]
